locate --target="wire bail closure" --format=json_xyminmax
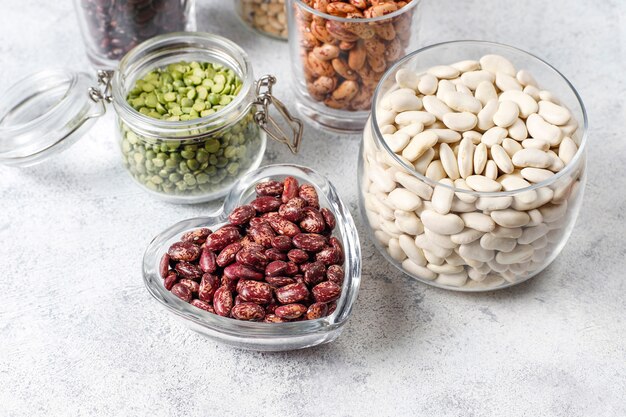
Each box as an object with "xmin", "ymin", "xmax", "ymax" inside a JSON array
[{"xmin": 253, "ymin": 75, "xmax": 303, "ymax": 154}]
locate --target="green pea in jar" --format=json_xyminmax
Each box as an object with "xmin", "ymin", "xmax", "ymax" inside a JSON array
[{"xmin": 110, "ymin": 33, "xmax": 302, "ymax": 203}]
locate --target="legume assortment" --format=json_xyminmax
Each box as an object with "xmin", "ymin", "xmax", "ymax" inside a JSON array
[
  {"xmin": 361, "ymin": 54, "xmax": 584, "ymax": 289},
  {"xmin": 121, "ymin": 61, "xmax": 262, "ymax": 196},
  {"xmin": 237, "ymin": 0, "xmax": 288, "ymax": 39},
  {"xmin": 293, "ymin": 0, "xmax": 416, "ymax": 111},
  {"xmin": 160, "ymin": 176, "xmax": 345, "ymax": 322}
]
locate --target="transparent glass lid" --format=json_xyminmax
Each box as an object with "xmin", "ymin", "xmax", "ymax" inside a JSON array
[{"xmin": 0, "ymin": 69, "xmax": 104, "ymax": 167}]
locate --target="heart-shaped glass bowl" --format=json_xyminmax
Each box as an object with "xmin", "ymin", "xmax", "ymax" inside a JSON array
[{"xmin": 142, "ymin": 164, "xmax": 361, "ymax": 351}]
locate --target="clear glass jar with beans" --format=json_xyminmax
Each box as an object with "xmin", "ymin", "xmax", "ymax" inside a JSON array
[{"xmin": 0, "ymin": 33, "xmax": 303, "ymax": 204}]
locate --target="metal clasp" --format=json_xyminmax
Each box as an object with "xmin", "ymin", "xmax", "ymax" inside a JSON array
[
  {"xmin": 253, "ymin": 75, "xmax": 303, "ymax": 154},
  {"xmin": 86, "ymin": 70, "xmax": 114, "ymax": 119}
]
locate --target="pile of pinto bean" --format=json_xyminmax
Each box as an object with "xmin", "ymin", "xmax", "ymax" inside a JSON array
[
  {"xmin": 296, "ymin": 0, "xmax": 415, "ymax": 111},
  {"xmin": 160, "ymin": 177, "xmax": 345, "ymax": 322}
]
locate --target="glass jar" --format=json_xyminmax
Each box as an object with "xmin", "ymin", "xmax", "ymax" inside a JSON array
[
  {"xmin": 286, "ymin": 0, "xmax": 422, "ymax": 132},
  {"xmin": 358, "ymin": 41, "xmax": 588, "ymax": 291},
  {"xmin": 73, "ymin": 0, "xmax": 196, "ymax": 69},
  {"xmin": 0, "ymin": 33, "xmax": 303, "ymax": 204},
  {"xmin": 235, "ymin": 0, "xmax": 288, "ymax": 40},
  {"xmin": 142, "ymin": 164, "xmax": 362, "ymax": 351}
]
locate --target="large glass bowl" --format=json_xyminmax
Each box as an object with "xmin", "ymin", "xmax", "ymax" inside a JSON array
[
  {"xmin": 143, "ymin": 164, "xmax": 361, "ymax": 350},
  {"xmin": 358, "ymin": 41, "xmax": 587, "ymax": 291}
]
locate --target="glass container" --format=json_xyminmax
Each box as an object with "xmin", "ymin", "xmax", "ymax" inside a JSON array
[
  {"xmin": 73, "ymin": 0, "xmax": 196, "ymax": 69},
  {"xmin": 235, "ymin": 0, "xmax": 288, "ymax": 40},
  {"xmin": 0, "ymin": 33, "xmax": 303, "ymax": 204},
  {"xmin": 286, "ymin": 0, "xmax": 422, "ymax": 132},
  {"xmin": 143, "ymin": 164, "xmax": 362, "ymax": 351},
  {"xmin": 358, "ymin": 41, "xmax": 587, "ymax": 291}
]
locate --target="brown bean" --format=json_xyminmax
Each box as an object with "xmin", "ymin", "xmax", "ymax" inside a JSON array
[
  {"xmin": 255, "ymin": 180, "xmax": 284, "ymax": 196},
  {"xmin": 238, "ymin": 280, "xmax": 273, "ymax": 304},
  {"xmin": 232, "ymin": 303, "xmax": 265, "ymax": 321},
  {"xmin": 175, "ymin": 261, "xmax": 203, "ymax": 280},
  {"xmin": 306, "ymin": 302, "xmax": 329, "ymax": 320},
  {"xmin": 292, "ymin": 233, "xmax": 327, "ymax": 252},
  {"xmin": 205, "ymin": 226, "xmax": 240, "ymax": 251},
  {"xmin": 159, "ymin": 253, "xmax": 170, "ymax": 278},
  {"xmin": 275, "ymin": 303, "xmax": 307, "ymax": 319},
  {"xmin": 331, "ymin": 58, "xmax": 359, "ymax": 81},
  {"xmin": 313, "ymin": 44, "xmax": 340, "ymax": 61},
  {"xmin": 181, "ymin": 228, "xmax": 212, "ymax": 245},
  {"xmin": 228, "ymin": 205, "xmax": 256, "ymax": 225},
  {"xmin": 171, "ymin": 283, "xmax": 192, "ymax": 303},
  {"xmin": 312, "ymin": 281, "xmax": 342, "ymax": 303},
  {"xmin": 251, "ymin": 196, "xmax": 282, "ymax": 213},
  {"xmin": 213, "ymin": 286, "xmax": 233, "ymax": 317},
  {"xmin": 275, "ymin": 282, "xmax": 309, "ymax": 304},
  {"xmin": 167, "ymin": 241, "xmax": 201, "ymax": 262},
  {"xmin": 198, "ymin": 273, "xmax": 220, "ymax": 302},
  {"xmin": 216, "ymin": 242, "xmax": 243, "ymax": 268},
  {"xmin": 326, "ymin": 265, "xmax": 345, "ymax": 285},
  {"xmin": 190, "ymin": 299, "xmax": 214, "ymax": 313}
]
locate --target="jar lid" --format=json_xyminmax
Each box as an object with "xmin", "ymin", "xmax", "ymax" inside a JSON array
[{"xmin": 0, "ymin": 69, "xmax": 105, "ymax": 167}]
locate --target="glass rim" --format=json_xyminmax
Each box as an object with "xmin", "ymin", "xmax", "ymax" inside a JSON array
[
  {"xmin": 112, "ymin": 32, "xmax": 255, "ymax": 135},
  {"xmin": 142, "ymin": 163, "xmax": 362, "ymax": 338},
  {"xmin": 293, "ymin": 0, "xmax": 421, "ymax": 23},
  {"xmin": 371, "ymin": 40, "xmax": 589, "ymax": 197}
]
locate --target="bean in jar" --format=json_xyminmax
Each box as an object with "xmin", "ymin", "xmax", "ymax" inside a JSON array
[
  {"xmin": 290, "ymin": 0, "xmax": 418, "ymax": 112},
  {"xmin": 74, "ymin": 0, "xmax": 194, "ymax": 67},
  {"xmin": 237, "ymin": 0, "xmax": 288, "ymax": 39},
  {"xmin": 361, "ymin": 48, "xmax": 586, "ymax": 290},
  {"xmin": 120, "ymin": 61, "xmax": 262, "ymax": 196},
  {"xmin": 160, "ymin": 176, "xmax": 344, "ymax": 322}
]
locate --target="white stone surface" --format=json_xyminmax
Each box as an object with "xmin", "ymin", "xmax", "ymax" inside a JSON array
[{"xmin": 1, "ymin": 0, "xmax": 625, "ymax": 416}]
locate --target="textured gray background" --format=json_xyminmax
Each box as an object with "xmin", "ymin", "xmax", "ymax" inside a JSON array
[{"xmin": 1, "ymin": 1, "xmax": 625, "ymax": 416}]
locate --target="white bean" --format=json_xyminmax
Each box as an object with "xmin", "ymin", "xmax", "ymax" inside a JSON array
[
  {"xmin": 481, "ymin": 126, "xmax": 508, "ymax": 148},
  {"xmin": 442, "ymin": 91, "xmax": 482, "ymax": 114},
  {"xmin": 439, "ymin": 144, "xmax": 460, "ymax": 180},
  {"xmin": 436, "ymin": 272, "xmax": 468, "ymax": 287},
  {"xmin": 457, "ymin": 137, "xmax": 475, "ymax": 179},
  {"xmin": 443, "ymin": 112, "xmax": 478, "ymax": 132},
  {"xmin": 466, "ymin": 175, "xmax": 502, "ymax": 192},
  {"xmin": 428, "ymin": 65, "xmax": 460, "ymax": 79},
  {"xmin": 460, "ymin": 212, "xmax": 496, "ymax": 232},
  {"xmin": 425, "ymin": 160, "xmax": 446, "ymax": 181},
  {"xmin": 389, "ymin": 91, "xmax": 423, "ymax": 112},
  {"xmin": 451, "ymin": 228, "xmax": 484, "ymax": 245},
  {"xmin": 499, "ymin": 90, "xmax": 538, "ymax": 118},
  {"xmin": 394, "ymin": 171, "xmax": 433, "ymax": 200},
  {"xmin": 491, "ymin": 225, "xmax": 523, "ymax": 239},
  {"xmin": 522, "ymin": 138, "xmax": 550, "ymax": 151},
  {"xmin": 521, "ymin": 167, "xmax": 554, "ymax": 183},
  {"xmin": 452, "ymin": 60, "xmax": 480, "ymax": 72},
  {"xmin": 516, "ymin": 69, "xmax": 537, "ymax": 87},
  {"xmin": 485, "ymin": 160, "xmax": 499, "ymax": 180},
  {"xmin": 475, "ymin": 196, "xmax": 513, "ymax": 211},
  {"xmin": 480, "ymin": 54, "xmax": 516, "ymax": 76},
  {"xmin": 527, "ymin": 209, "xmax": 544, "ymax": 227},
  {"xmin": 508, "ymin": 118, "xmax": 528, "ymax": 141},
  {"xmin": 474, "ymin": 80, "xmax": 498, "ymax": 106},
  {"xmin": 495, "ymin": 72, "xmax": 523, "ymax": 91},
  {"xmin": 402, "ymin": 131, "xmax": 438, "ymax": 161},
  {"xmin": 495, "ymin": 244, "xmax": 534, "ymax": 265},
  {"xmin": 422, "ymin": 95, "xmax": 453, "ymax": 120},
  {"xmin": 424, "ymin": 249, "xmax": 446, "ymax": 265},
  {"xmin": 383, "ymin": 132, "xmax": 410, "ymax": 153},
  {"xmin": 424, "ymin": 228, "xmax": 458, "ymax": 249},
  {"xmin": 459, "ymin": 240, "xmax": 495, "ymax": 262},
  {"xmin": 396, "ymin": 122, "xmax": 425, "ymax": 137},
  {"xmin": 493, "ymin": 100, "xmax": 520, "ymax": 128},
  {"xmin": 432, "ymin": 178, "xmax": 455, "ymax": 214},
  {"xmin": 473, "ymin": 143, "xmax": 488, "ymax": 175},
  {"xmin": 511, "ymin": 148, "xmax": 553, "ymax": 169},
  {"xmin": 402, "ymin": 258, "xmax": 437, "ymax": 280},
  {"xmin": 395, "ymin": 210, "xmax": 424, "ymax": 235},
  {"xmin": 558, "ymin": 136, "xmax": 578, "ymax": 164},
  {"xmin": 523, "ymin": 85, "xmax": 541, "ymax": 100},
  {"xmin": 429, "ymin": 129, "xmax": 461, "ymax": 143},
  {"xmin": 420, "ymin": 210, "xmax": 465, "ymax": 235},
  {"xmin": 396, "ymin": 68, "xmax": 420, "ymax": 90},
  {"xmin": 538, "ymin": 100, "xmax": 571, "ymax": 125},
  {"xmin": 388, "ymin": 238, "xmax": 407, "ymax": 261},
  {"xmin": 518, "ymin": 224, "xmax": 549, "ymax": 245},
  {"xmin": 526, "ymin": 113, "xmax": 562, "ymax": 146},
  {"xmin": 461, "ymin": 70, "xmax": 495, "ymax": 90},
  {"xmin": 477, "ymin": 98, "xmax": 498, "ymax": 131},
  {"xmin": 399, "ymin": 234, "xmax": 427, "ymax": 265},
  {"xmin": 491, "ymin": 209, "xmax": 531, "ymax": 227},
  {"xmin": 491, "ymin": 144, "xmax": 515, "ymax": 174},
  {"xmin": 502, "ymin": 138, "xmax": 523, "ymax": 157},
  {"xmin": 395, "ymin": 111, "xmax": 436, "ymax": 127},
  {"xmin": 480, "ymin": 233, "xmax": 517, "ymax": 252},
  {"xmin": 388, "ymin": 188, "xmax": 422, "ymax": 211}
]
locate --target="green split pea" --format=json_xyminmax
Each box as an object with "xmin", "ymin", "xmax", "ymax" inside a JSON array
[{"xmin": 121, "ymin": 61, "xmax": 262, "ymax": 197}]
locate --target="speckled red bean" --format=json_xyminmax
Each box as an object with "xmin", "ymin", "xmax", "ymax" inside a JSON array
[
  {"xmin": 312, "ymin": 281, "xmax": 342, "ymax": 303},
  {"xmin": 168, "ymin": 241, "xmax": 201, "ymax": 262},
  {"xmin": 213, "ymin": 286, "xmax": 234, "ymax": 317},
  {"xmin": 159, "ymin": 253, "xmax": 170, "ymax": 278},
  {"xmin": 181, "ymin": 228, "xmax": 211, "ymax": 244},
  {"xmin": 306, "ymin": 302, "xmax": 329, "ymax": 320},
  {"xmin": 171, "ymin": 283, "xmax": 192, "ymax": 302},
  {"xmin": 232, "ymin": 303, "xmax": 266, "ymax": 321},
  {"xmin": 190, "ymin": 299, "xmax": 215, "ymax": 313},
  {"xmin": 275, "ymin": 282, "xmax": 309, "ymax": 304},
  {"xmin": 228, "ymin": 205, "xmax": 256, "ymax": 225},
  {"xmin": 275, "ymin": 303, "xmax": 308, "ymax": 319},
  {"xmin": 326, "ymin": 265, "xmax": 345, "ymax": 285}
]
